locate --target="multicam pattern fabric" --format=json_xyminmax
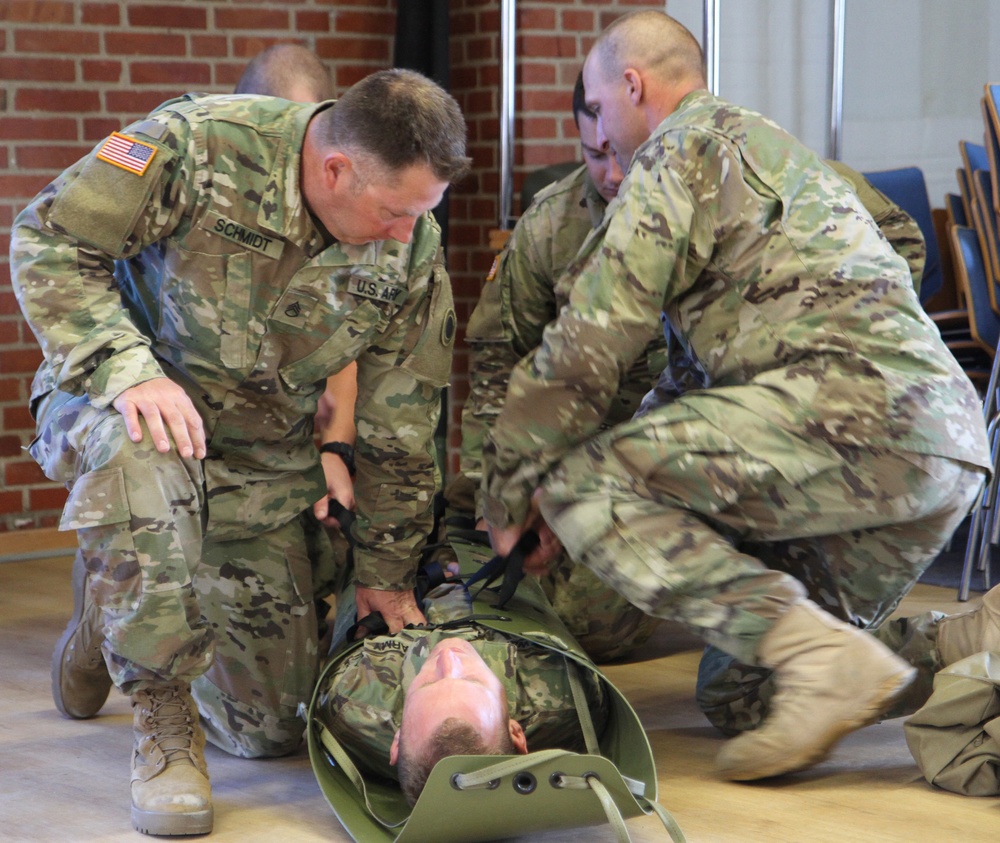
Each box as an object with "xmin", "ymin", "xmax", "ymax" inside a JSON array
[
  {"xmin": 483, "ymin": 90, "xmax": 988, "ymax": 526},
  {"xmin": 11, "ymin": 94, "xmax": 454, "ymax": 750},
  {"xmin": 456, "ymin": 164, "xmax": 665, "ymax": 660},
  {"xmin": 481, "ymin": 89, "xmax": 990, "ymax": 664},
  {"xmin": 314, "ymin": 583, "xmax": 610, "ymax": 781},
  {"xmin": 460, "ymin": 164, "xmax": 667, "ymax": 502}
]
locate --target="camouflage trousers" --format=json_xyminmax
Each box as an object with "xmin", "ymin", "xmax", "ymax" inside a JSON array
[
  {"xmin": 536, "ymin": 403, "xmax": 985, "ymax": 666},
  {"xmin": 31, "ymin": 390, "xmax": 336, "ymax": 758}
]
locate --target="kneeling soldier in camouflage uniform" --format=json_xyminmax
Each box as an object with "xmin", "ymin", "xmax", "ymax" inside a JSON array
[
  {"xmin": 11, "ymin": 70, "xmax": 469, "ymax": 835},
  {"xmin": 483, "ymin": 11, "xmax": 991, "ymax": 783}
]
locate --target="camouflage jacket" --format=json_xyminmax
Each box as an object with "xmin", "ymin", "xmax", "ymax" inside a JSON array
[
  {"xmin": 10, "ymin": 94, "xmax": 455, "ymax": 591},
  {"xmin": 460, "ymin": 165, "xmax": 667, "ymax": 513},
  {"xmin": 315, "ymin": 583, "xmax": 610, "ymax": 781},
  {"xmin": 483, "ymin": 89, "xmax": 990, "ymax": 526}
]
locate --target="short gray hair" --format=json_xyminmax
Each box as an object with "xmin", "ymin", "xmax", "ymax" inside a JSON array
[{"xmin": 315, "ymin": 68, "xmax": 471, "ymax": 184}]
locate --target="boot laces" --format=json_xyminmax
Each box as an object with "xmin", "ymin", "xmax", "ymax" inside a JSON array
[{"xmin": 141, "ymin": 688, "xmax": 197, "ymax": 764}]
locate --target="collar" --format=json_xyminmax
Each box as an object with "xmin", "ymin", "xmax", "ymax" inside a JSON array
[{"xmin": 258, "ymin": 100, "xmax": 333, "ymax": 256}]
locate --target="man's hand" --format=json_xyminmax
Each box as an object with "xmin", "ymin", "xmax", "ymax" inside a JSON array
[
  {"xmin": 487, "ymin": 492, "xmax": 562, "ymax": 577},
  {"xmin": 112, "ymin": 377, "xmax": 206, "ymax": 459},
  {"xmin": 355, "ymin": 585, "xmax": 427, "ymax": 633},
  {"xmin": 314, "ymin": 452, "xmax": 356, "ymax": 527}
]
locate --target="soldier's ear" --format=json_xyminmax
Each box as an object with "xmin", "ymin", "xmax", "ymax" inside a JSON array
[
  {"xmin": 623, "ymin": 68, "xmax": 643, "ymax": 105},
  {"xmin": 390, "ymin": 729, "xmax": 400, "ymax": 765},
  {"xmin": 323, "ymin": 152, "xmax": 351, "ymax": 189},
  {"xmin": 508, "ymin": 720, "xmax": 528, "ymax": 755}
]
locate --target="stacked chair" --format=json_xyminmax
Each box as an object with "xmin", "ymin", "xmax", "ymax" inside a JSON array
[{"xmin": 947, "ymin": 85, "xmax": 1000, "ymax": 599}]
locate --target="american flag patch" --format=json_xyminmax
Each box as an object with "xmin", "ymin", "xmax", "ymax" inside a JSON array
[{"xmin": 96, "ymin": 132, "xmax": 157, "ymax": 176}]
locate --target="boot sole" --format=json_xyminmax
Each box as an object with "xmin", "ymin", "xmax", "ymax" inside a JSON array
[
  {"xmin": 132, "ymin": 806, "xmax": 214, "ymax": 837},
  {"xmin": 719, "ymin": 664, "xmax": 916, "ymax": 781},
  {"xmin": 50, "ymin": 556, "xmax": 113, "ymax": 720}
]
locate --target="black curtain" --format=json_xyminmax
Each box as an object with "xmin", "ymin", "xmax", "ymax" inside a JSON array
[{"xmin": 394, "ymin": 0, "xmax": 452, "ymax": 246}]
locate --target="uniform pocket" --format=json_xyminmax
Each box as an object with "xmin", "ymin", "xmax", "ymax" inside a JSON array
[
  {"xmin": 399, "ymin": 264, "xmax": 456, "ymax": 388},
  {"xmin": 59, "ymin": 466, "xmax": 130, "ymax": 531},
  {"xmin": 159, "ymin": 246, "xmax": 253, "ymax": 370}
]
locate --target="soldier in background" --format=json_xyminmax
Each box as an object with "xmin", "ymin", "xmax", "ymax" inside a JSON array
[
  {"xmin": 482, "ymin": 10, "xmax": 990, "ymax": 784},
  {"xmin": 11, "ymin": 69, "xmax": 469, "ymax": 835},
  {"xmin": 453, "ymin": 72, "xmax": 665, "ymax": 662},
  {"xmin": 234, "ymin": 43, "xmax": 333, "ymax": 102}
]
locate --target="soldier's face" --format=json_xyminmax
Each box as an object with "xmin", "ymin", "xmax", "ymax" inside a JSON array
[
  {"xmin": 583, "ymin": 54, "xmax": 647, "ymax": 170},
  {"xmin": 578, "ymin": 113, "xmax": 623, "ymax": 203},
  {"xmin": 312, "ymin": 158, "xmax": 447, "ymax": 245},
  {"xmin": 393, "ymin": 637, "xmax": 510, "ymax": 761}
]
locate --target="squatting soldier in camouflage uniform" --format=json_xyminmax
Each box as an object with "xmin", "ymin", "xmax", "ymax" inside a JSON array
[
  {"xmin": 483, "ymin": 11, "xmax": 992, "ymax": 784},
  {"xmin": 458, "ymin": 75, "xmax": 927, "ymax": 664},
  {"xmin": 10, "ymin": 70, "xmax": 469, "ymax": 835},
  {"xmin": 315, "ymin": 575, "xmax": 609, "ymax": 807}
]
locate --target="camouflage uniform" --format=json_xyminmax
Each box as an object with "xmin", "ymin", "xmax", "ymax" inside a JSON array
[
  {"xmin": 315, "ymin": 581, "xmax": 610, "ymax": 782},
  {"xmin": 456, "ymin": 164, "xmax": 667, "ymax": 660},
  {"xmin": 11, "ymin": 94, "xmax": 454, "ymax": 757},
  {"xmin": 482, "ymin": 90, "xmax": 990, "ymax": 670}
]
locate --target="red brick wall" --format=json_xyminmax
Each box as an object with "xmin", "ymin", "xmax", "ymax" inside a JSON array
[{"xmin": 0, "ymin": 0, "xmax": 664, "ymax": 531}]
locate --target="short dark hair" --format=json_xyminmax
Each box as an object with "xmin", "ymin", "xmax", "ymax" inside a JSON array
[
  {"xmin": 234, "ymin": 44, "xmax": 333, "ymax": 101},
  {"xmin": 572, "ymin": 70, "xmax": 595, "ymax": 128},
  {"xmin": 315, "ymin": 68, "xmax": 471, "ymax": 184},
  {"xmin": 396, "ymin": 717, "xmax": 516, "ymax": 807}
]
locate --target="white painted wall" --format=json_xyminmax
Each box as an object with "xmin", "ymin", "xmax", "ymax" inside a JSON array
[{"xmin": 668, "ymin": 0, "xmax": 1000, "ymax": 208}]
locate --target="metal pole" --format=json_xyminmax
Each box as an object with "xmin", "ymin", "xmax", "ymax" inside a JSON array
[
  {"xmin": 829, "ymin": 0, "xmax": 846, "ymax": 159},
  {"xmin": 499, "ymin": 0, "xmax": 516, "ymax": 229},
  {"xmin": 703, "ymin": 0, "xmax": 720, "ymax": 95}
]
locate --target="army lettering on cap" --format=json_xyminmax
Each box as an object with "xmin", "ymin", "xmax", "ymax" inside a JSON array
[
  {"xmin": 205, "ymin": 211, "xmax": 284, "ymax": 260},
  {"xmin": 348, "ymin": 275, "xmax": 405, "ymax": 306},
  {"xmin": 96, "ymin": 132, "xmax": 157, "ymax": 176}
]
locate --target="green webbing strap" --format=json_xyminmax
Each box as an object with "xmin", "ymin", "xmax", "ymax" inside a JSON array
[
  {"xmin": 316, "ymin": 719, "xmax": 406, "ymax": 829},
  {"xmin": 581, "ymin": 775, "xmax": 631, "ymax": 842},
  {"xmin": 646, "ymin": 798, "xmax": 689, "ymax": 843},
  {"xmin": 565, "ymin": 657, "xmax": 600, "ymax": 757}
]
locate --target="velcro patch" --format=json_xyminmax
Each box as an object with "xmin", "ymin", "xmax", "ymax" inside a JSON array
[{"xmin": 96, "ymin": 132, "xmax": 157, "ymax": 176}]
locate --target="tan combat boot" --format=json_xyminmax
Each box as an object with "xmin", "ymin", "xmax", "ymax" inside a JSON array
[
  {"xmin": 936, "ymin": 583, "xmax": 1000, "ymax": 666},
  {"xmin": 715, "ymin": 600, "xmax": 916, "ymax": 781},
  {"xmin": 50, "ymin": 552, "xmax": 113, "ymax": 719},
  {"xmin": 131, "ymin": 683, "xmax": 213, "ymax": 836}
]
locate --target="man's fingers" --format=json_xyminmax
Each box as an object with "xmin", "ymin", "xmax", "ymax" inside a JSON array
[
  {"xmin": 355, "ymin": 586, "xmax": 427, "ymax": 634},
  {"xmin": 113, "ymin": 380, "xmax": 206, "ymax": 458},
  {"xmin": 119, "ymin": 400, "xmax": 143, "ymax": 443}
]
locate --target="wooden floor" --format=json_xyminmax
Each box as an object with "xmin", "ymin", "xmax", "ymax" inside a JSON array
[{"xmin": 2, "ymin": 550, "xmax": 997, "ymax": 842}]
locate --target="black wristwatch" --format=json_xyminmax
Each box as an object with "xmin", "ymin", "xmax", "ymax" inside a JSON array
[{"xmin": 319, "ymin": 441, "xmax": 356, "ymax": 476}]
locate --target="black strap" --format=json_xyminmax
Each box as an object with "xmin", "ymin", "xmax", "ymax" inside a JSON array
[
  {"xmin": 344, "ymin": 611, "xmax": 389, "ymax": 641},
  {"xmin": 464, "ymin": 529, "xmax": 540, "ymax": 609},
  {"xmin": 327, "ymin": 497, "xmax": 356, "ymax": 542}
]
